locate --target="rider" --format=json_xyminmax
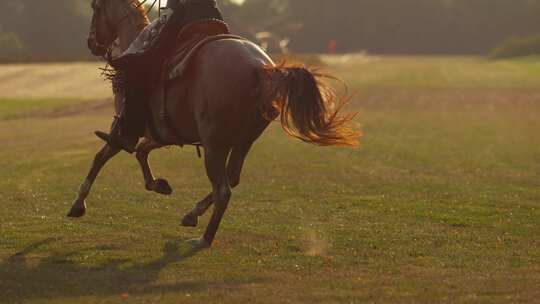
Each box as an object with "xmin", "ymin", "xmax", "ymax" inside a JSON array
[{"xmin": 96, "ymin": 0, "xmax": 224, "ymax": 153}]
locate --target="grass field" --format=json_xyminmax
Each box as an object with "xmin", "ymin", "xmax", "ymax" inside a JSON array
[{"xmin": 1, "ymin": 56, "xmax": 539, "ymax": 303}]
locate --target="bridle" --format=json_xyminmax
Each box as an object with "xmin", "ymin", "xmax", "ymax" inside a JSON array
[
  {"xmin": 89, "ymin": 0, "xmax": 132, "ymax": 58},
  {"xmin": 89, "ymin": 0, "xmax": 160, "ymax": 60}
]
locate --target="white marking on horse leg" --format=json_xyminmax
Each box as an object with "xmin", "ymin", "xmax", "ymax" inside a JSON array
[{"xmin": 77, "ymin": 179, "xmax": 92, "ymax": 200}]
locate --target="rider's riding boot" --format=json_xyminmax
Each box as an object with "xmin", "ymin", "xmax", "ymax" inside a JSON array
[
  {"xmin": 96, "ymin": 68, "xmax": 148, "ymax": 154},
  {"xmin": 95, "ymin": 115, "xmax": 139, "ymax": 154}
]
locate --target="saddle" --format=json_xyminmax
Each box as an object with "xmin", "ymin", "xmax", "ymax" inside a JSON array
[
  {"xmin": 111, "ymin": 17, "xmax": 235, "ymax": 73},
  {"xmin": 165, "ymin": 19, "xmax": 241, "ymax": 80}
]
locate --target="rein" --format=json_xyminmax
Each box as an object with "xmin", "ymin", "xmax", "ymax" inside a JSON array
[{"xmin": 91, "ymin": 0, "xmax": 160, "ymax": 62}]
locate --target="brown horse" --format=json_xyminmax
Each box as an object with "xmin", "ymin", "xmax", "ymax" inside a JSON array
[{"xmin": 69, "ymin": 0, "xmax": 360, "ymax": 249}]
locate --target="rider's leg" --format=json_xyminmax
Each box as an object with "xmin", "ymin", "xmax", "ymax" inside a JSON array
[{"xmin": 96, "ymin": 71, "xmax": 146, "ymax": 153}]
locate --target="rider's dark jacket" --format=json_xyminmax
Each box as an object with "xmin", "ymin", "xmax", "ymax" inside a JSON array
[
  {"xmin": 157, "ymin": 0, "xmax": 223, "ymax": 56},
  {"xmin": 168, "ymin": 0, "xmax": 223, "ymax": 27}
]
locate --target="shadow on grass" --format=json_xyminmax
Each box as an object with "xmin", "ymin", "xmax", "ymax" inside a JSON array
[{"xmin": 0, "ymin": 237, "xmax": 263, "ymax": 302}]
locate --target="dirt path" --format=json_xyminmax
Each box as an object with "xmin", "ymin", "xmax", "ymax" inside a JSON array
[{"xmin": 0, "ymin": 62, "xmax": 112, "ymax": 99}]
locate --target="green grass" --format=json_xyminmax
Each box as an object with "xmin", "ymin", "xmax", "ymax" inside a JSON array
[
  {"xmin": 0, "ymin": 98, "xmax": 83, "ymax": 120},
  {"xmin": 328, "ymin": 55, "xmax": 540, "ymax": 90},
  {"xmin": 1, "ymin": 56, "xmax": 539, "ymax": 303}
]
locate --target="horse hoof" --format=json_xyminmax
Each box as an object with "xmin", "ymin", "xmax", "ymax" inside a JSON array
[
  {"xmin": 153, "ymin": 178, "xmax": 173, "ymax": 195},
  {"xmin": 186, "ymin": 237, "xmax": 210, "ymax": 250},
  {"xmin": 180, "ymin": 213, "xmax": 199, "ymax": 227},
  {"xmin": 67, "ymin": 203, "xmax": 86, "ymax": 218}
]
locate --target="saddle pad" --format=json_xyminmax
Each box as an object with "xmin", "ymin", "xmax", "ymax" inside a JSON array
[{"xmin": 163, "ymin": 19, "xmax": 246, "ymax": 80}]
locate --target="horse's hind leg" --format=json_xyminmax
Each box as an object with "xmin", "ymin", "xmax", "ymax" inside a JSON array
[
  {"xmin": 187, "ymin": 145, "xmax": 232, "ymax": 249},
  {"xmin": 181, "ymin": 193, "xmax": 212, "ymax": 227},
  {"xmin": 181, "ymin": 142, "xmax": 253, "ymax": 227},
  {"xmin": 136, "ymin": 139, "xmax": 172, "ymax": 195},
  {"xmin": 226, "ymin": 142, "xmax": 254, "ymax": 188},
  {"xmin": 67, "ymin": 144, "xmax": 120, "ymax": 217}
]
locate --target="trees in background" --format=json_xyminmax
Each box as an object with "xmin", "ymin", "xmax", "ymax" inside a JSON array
[
  {"xmin": 0, "ymin": 0, "xmax": 539, "ymax": 61},
  {"xmin": 0, "ymin": 0, "xmax": 90, "ymax": 61},
  {"xmin": 0, "ymin": 32, "xmax": 26, "ymax": 61},
  {"xmin": 249, "ymin": 0, "xmax": 540, "ymax": 54}
]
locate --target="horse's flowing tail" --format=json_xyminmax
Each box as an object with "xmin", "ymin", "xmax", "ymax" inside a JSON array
[{"xmin": 260, "ymin": 64, "xmax": 361, "ymax": 147}]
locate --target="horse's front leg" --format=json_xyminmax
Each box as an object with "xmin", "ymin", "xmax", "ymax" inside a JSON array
[
  {"xmin": 136, "ymin": 138, "xmax": 172, "ymax": 195},
  {"xmin": 67, "ymin": 144, "xmax": 121, "ymax": 217}
]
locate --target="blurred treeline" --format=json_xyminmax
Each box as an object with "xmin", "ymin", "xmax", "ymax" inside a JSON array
[
  {"xmin": 1, "ymin": 0, "xmax": 540, "ymax": 61},
  {"xmin": 0, "ymin": 1, "xmax": 92, "ymax": 61}
]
